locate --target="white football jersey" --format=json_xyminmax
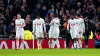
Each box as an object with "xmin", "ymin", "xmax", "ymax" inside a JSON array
[
  {"xmin": 33, "ymin": 18, "xmax": 45, "ymax": 32},
  {"xmin": 75, "ymin": 18, "xmax": 85, "ymax": 32},
  {"xmin": 67, "ymin": 18, "xmax": 77, "ymax": 31},
  {"xmin": 53, "ymin": 18, "xmax": 60, "ymax": 33},
  {"xmin": 15, "ymin": 19, "xmax": 25, "ymax": 30}
]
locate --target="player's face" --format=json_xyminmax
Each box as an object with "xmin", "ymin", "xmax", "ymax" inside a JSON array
[
  {"xmin": 75, "ymin": 15, "xmax": 78, "ymax": 19},
  {"xmin": 71, "ymin": 15, "xmax": 74, "ymax": 19},
  {"xmin": 17, "ymin": 15, "xmax": 21, "ymax": 19},
  {"xmin": 50, "ymin": 13, "xmax": 54, "ymax": 18}
]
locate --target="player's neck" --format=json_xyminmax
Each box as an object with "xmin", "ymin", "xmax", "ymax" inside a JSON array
[{"xmin": 18, "ymin": 18, "xmax": 21, "ymax": 20}]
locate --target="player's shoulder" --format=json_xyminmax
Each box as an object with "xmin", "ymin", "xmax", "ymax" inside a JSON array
[
  {"xmin": 21, "ymin": 18, "xmax": 25, "ymax": 21},
  {"xmin": 40, "ymin": 18, "xmax": 44, "ymax": 20}
]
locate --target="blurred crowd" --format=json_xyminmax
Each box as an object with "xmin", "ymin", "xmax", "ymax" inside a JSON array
[{"xmin": 0, "ymin": 0, "xmax": 100, "ymax": 47}]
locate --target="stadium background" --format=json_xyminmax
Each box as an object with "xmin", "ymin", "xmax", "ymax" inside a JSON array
[{"xmin": 0, "ymin": 0, "xmax": 100, "ymax": 48}]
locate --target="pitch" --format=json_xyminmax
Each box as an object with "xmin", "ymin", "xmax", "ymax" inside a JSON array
[{"xmin": 0, "ymin": 49, "xmax": 100, "ymax": 56}]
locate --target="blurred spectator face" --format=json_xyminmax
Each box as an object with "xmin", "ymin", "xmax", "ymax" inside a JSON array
[
  {"xmin": 11, "ymin": 22, "xmax": 14, "ymax": 26},
  {"xmin": 84, "ymin": 0, "xmax": 87, "ymax": 3},
  {"xmin": 1, "ymin": 14, "xmax": 4, "ymax": 17},
  {"xmin": 95, "ymin": 23, "xmax": 99, "ymax": 28},
  {"xmin": 21, "ymin": 6, "xmax": 25, "ymax": 10},
  {"xmin": 77, "ymin": 2, "xmax": 81, "ymax": 7},
  {"xmin": 59, "ymin": 11, "xmax": 63, "ymax": 15},
  {"xmin": 66, "ymin": 10, "xmax": 69, "ymax": 14},
  {"xmin": 61, "ymin": 7, "xmax": 64, "ymax": 11},
  {"xmin": 37, "ymin": 4, "xmax": 41, "ymax": 8},
  {"xmin": 26, "ymin": 15, "xmax": 30, "ymax": 19},
  {"xmin": 9, "ymin": 5, "xmax": 13, "ymax": 10},
  {"xmin": 85, "ymin": 18, "xmax": 88, "ymax": 22},
  {"xmin": 17, "ymin": 14, "xmax": 21, "ymax": 19},
  {"xmin": 64, "ymin": 0, "xmax": 68, "ymax": 3},
  {"xmin": 26, "ymin": 17, "xmax": 30, "ymax": 21},
  {"xmin": 95, "ymin": 18, "xmax": 99, "ymax": 22},
  {"xmin": 5, "ymin": 9, "xmax": 9, "ymax": 14},
  {"xmin": 45, "ymin": 16, "xmax": 48, "ymax": 21},
  {"xmin": 51, "ymin": 5, "xmax": 54, "ymax": 9},
  {"xmin": 26, "ymin": 15, "xmax": 31, "ymax": 24},
  {"xmin": 98, "ymin": 7, "xmax": 100, "ymax": 11},
  {"xmin": 43, "ymin": 6, "xmax": 47, "ymax": 10},
  {"xmin": 63, "ymin": 15, "xmax": 67, "ymax": 21}
]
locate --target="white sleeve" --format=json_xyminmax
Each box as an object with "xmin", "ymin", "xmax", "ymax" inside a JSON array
[
  {"xmin": 22, "ymin": 19, "xmax": 25, "ymax": 25},
  {"xmin": 32, "ymin": 20, "xmax": 35, "ymax": 33},
  {"xmin": 43, "ymin": 19, "xmax": 46, "ymax": 32},
  {"xmin": 82, "ymin": 19, "xmax": 85, "ymax": 31},
  {"xmin": 49, "ymin": 19, "xmax": 54, "ymax": 25}
]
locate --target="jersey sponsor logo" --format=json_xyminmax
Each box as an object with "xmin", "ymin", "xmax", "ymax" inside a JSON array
[
  {"xmin": 16, "ymin": 24, "xmax": 21, "ymax": 26},
  {"xmin": 71, "ymin": 24, "xmax": 75, "ymax": 26},
  {"xmin": 37, "ymin": 23, "xmax": 41, "ymax": 25}
]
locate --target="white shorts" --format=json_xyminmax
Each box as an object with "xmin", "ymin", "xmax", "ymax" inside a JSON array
[
  {"xmin": 16, "ymin": 30, "xmax": 24, "ymax": 39},
  {"xmin": 70, "ymin": 30, "xmax": 77, "ymax": 39},
  {"xmin": 49, "ymin": 31, "xmax": 59, "ymax": 38},
  {"xmin": 77, "ymin": 31, "xmax": 83, "ymax": 38},
  {"xmin": 35, "ymin": 32, "xmax": 44, "ymax": 39}
]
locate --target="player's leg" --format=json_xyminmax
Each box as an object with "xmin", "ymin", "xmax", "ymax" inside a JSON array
[
  {"xmin": 71, "ymin": 32, "xmax": 76, "ymax": 49},
  {"xmin": 16, "ymin": 38, "xmax": 19, "ymax": 50},
  {"xmin": 54, "ymin": 33, "xmax": 60, "ymax": 49},
  {"xmin": 78, "ymin": 33, "xmax": 83, "ymax": 49},
  {"xmin": 48, "ymin": 31, "xmax": 53, "ymax": 48},
  {"xmin": 21, "ymin": 31, "xmax": 24, "ymax": 50},
  {"xmin": 48, "ymin": 38, "xmax": 52, "ymax": 48},
  {"xmin": 15, "ymin": 32, "xmax": 20, "ymax": 50},
  {"xmin": 35, "ymin": 32, "xmax": 41, "ymax": 50},
  {"xmin": 39, "ymin": 32, "xmax": 45, "ymax": 49}
]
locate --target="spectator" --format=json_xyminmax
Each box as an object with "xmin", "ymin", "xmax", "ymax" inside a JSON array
[
  {"xmin": 44, "ymin": 16, "xmax": 50, "ymax": 33},
  {"xmin": 19, "ymin": 6, "xmax": 28, "ymax": 19},
  {"xmin": 0, "ymin": 18, "xmax": 7, "ymax": 36},
  {"xmin": 24, "ymin": 14, "xmax": 32, "ymax": 31},
  {"xmin": 7, "ymin": 21, "xmax": 15, "ymax": 39},
  {"xmin": 5, "ymin": 9, "xmax": 10, "ymax": 25},
  {"xmin": 84, "ymin": 17, "xmax": 92, "ymax": 48},
  {"xmin": 41, "ymin": 5, "xmax": 48, "ymax": 18},
  {"xmin": 95, "ymin": 28, "xmax": 100, "ymax": 48}
]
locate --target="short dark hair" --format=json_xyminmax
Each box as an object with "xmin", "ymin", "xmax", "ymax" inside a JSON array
[
  {"xmin": 17, "ymin": 13, "xmax": 21, "ymax": 16},
  {"xmin": 76, "ymin": 13, "xmax": 80, "ymax": 17}
]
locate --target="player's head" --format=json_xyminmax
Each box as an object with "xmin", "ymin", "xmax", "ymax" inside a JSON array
[
  {"xmin": 76, "ymin": 13, "xmax": 80, "ymax": 19},
  {"xmin": 50, "ymin": 13, "xmax": 54, "ymax": 19},
  {"xmin": 37, "ymin": 13, "xmax": 41, "ymax": 19},
  {"xmin": 71, "ymin": 14, "xmax": 75, "ymax": 19},
  {"xmin": 17, "ymin": 13, "xmax": 21, "ymax": 19}
]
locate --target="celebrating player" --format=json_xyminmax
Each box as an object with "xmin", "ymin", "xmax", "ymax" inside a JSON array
[
  {"xmin": 67, "ymin": 14, "xmax": 78, "ymax": 49},
  {"xmin": 75, "ymin": 13, "xmax": 85, "ymax": 49},
  {"xmin": 15, "ymin": 13, "xmax": 26, "ymax": 50},
  {"xmin": 33, "ymin": 14, "xmax": 46, "ymax": 50},
  {"xmin": 49, "ymin": 13, "xmax": 60, "ymax": 49}
]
